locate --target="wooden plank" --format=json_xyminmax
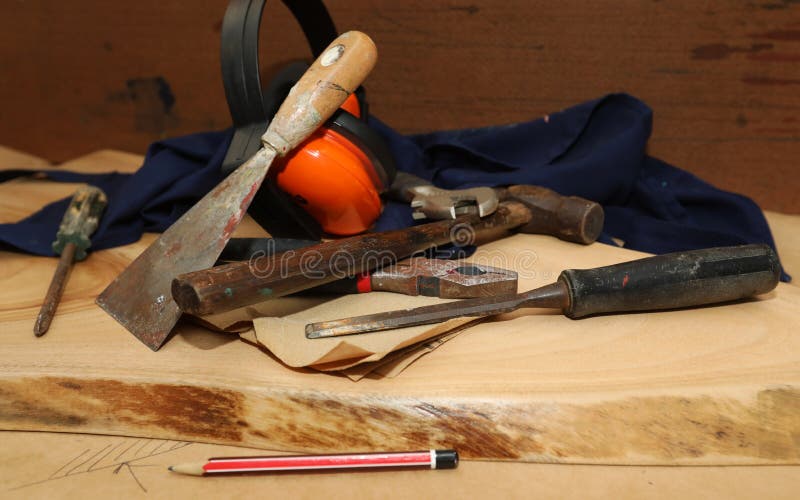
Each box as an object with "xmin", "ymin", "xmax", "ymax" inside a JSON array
[
  {"xmin": 1, "ymin": 151, "xmax": 799, "ymax": 465},
  {"xmin": 0, "ymin": 1, "xmax": 798, "ymax": 212}
]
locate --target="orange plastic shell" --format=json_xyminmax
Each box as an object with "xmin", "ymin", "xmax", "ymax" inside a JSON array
[
  {"xmin": 339, "ymin": 93, "xmax": 362, "ymax": 118},
  {"xmin": 272, "ymin": 107, "xmax": 383, "ymax": 235}
]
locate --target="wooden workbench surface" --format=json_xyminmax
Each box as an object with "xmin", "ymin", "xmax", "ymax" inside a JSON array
[{"xmin": 1, "ymin": 147, "xmax": 799, "ymax": 497}]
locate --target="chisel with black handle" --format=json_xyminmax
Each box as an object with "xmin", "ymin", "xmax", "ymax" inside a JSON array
[{"xmin": 306, "ymin": 244, "xmax": 781, "ymax": 338}]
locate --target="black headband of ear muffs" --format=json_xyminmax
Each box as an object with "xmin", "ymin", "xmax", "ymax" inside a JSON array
[{"xmin": 220, "ymin": 0, "xmax": 338, "ymax": 175}]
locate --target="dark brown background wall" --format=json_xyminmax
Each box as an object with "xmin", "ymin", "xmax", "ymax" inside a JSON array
[{"xmin": 1, "ymin": 1, "xmax": 798, "ymax": 212}]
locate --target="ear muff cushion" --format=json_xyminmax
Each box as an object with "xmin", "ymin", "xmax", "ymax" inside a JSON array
[
  {"xmin": 263, "ymin": 65, "xmax": 396, "ymax": 234},
  {"xmin": 272, "ymin": 125, "xmax": 383, "ymax": 235},
  {"xmin": 330, "ymin": 110, "xmax": 397, "ymax": 190}
]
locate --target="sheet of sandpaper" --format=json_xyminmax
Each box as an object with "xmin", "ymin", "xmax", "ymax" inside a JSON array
[
  {"xmin": 198, "ymin": 291, "xmax": 480, "ymax": 372},
  {"xmin": 340, "ymin": 326, "xmax": 476, "ymax": 380}
]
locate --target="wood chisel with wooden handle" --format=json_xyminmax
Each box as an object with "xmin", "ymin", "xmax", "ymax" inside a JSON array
[
  {"xmin": 172, "ymin": 194, "xmax": 602, "ymax": 316},
  {"xmin": 96, "ymin": 31, "xmax": 377, "ymax": 351},
  {"xmin": 305, "ymin": 244, "xmax": 781, "ymax": 338}
]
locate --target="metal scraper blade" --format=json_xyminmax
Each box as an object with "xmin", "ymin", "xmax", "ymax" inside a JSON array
[{"xmin": 96, "ymin": 148, "xmax": 275, "ymax": 351}]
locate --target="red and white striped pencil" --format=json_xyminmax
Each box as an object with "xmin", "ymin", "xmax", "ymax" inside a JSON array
[{"xmin": 168, "ymin": 449, "xmax": 459, "ymax": 476}]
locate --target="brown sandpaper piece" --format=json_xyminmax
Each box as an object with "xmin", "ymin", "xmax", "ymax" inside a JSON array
[
  {"xmin": 193, "ymin": 263, "xmax": 496, "ymax": 377},
  {"xmin": 243, "ymin": 292, "xmax": 477, "ymax": 370},
  {"xmin": 195, "ymin": 289, "xmax": 481, "ymax": 377},
  {"xmin": 341, "ymin": 326, "xmax": 476, "ymax": 380}
]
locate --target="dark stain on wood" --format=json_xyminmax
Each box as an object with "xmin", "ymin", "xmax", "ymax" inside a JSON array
[
  {"xmin": 448, "ymin": 4, "xmax": 480, "ymax": 15},
  {"xmin": 748, "ymin": 52, "xmax": 800, "ymax": 62},
  {"xmin": 691, "ymin": 43, "xmax": 773, "ymax": 60},
  {"xmin": 124, "ymin": 76, "xmax": 179, "ymax": 135},
  {"xmin": 736, "ymin": 113, "xmax": 748, "ymax": 127},
  {"xmin": 759, "ymin": 0, "xmax": 800, "ymax": 10},
  {"xmin": 749, "ymin": 28, "xmax": 800, "ymax": 40},
  {"xmin": 741, "ymin": 76, "xmax": 800, "ymax": 85},
  {"xmin": 0, "ymin": 377, "xmax": 245, "ymax": 442},
  {"xmin": 0, "ymin": 386, "xmax": 88, "ymax": 428},
  {"xmin": 241, "ymin": 388, "xmax": 800, "ymax": 462}
]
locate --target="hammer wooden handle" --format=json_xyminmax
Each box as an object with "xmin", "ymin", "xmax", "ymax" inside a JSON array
[
  {"xmin": 262, "ymin": 31, "xmax": 377, "ymax": 155},
  {"xmin": 172, "ymin": 202, "xmax": 533, "ymax": 316}
]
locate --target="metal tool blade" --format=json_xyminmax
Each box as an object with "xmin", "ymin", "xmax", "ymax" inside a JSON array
[
  {"xmin": 410, "ymin": 186, "xmax": 499, "ymax": 220},
  {"xmin": 96, "ymin": 148, "xmax": 275, "ymax": 350},
  {"xmin": 369, "ymin": 258, "xmax": 518, "ymax": 298},
  {"xmin": 305, "ymin": 282, "xmax": 568, "ymax": 339}
]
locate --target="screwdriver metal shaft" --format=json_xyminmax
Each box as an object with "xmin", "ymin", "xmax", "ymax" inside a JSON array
[{"xmin": 34, "ymin": 243, "xmax": 78, "ymax": 336}]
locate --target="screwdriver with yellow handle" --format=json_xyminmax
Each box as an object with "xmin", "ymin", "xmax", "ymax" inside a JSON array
[
  {"xmin": 34, "ymin": 186, "xmax": 107, "ymax": 336},
  {"xmin": 305, "ymin": 244, "xmax": 781, "ymax": 338}
]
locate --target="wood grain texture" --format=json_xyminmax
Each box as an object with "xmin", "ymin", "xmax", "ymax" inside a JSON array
[
  {"xmin": 2, "ymin": 150, "xmax": 800, "ymax": 465},
  {"xmin": 0, "ymin": 1, "xmax": 798, "ymax": 212},
  {"xmin": 3, "ymin": 432, "xmax": 800, "ymax": 500}
]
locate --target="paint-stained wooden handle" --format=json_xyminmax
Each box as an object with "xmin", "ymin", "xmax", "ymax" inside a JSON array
[{"xmin": 262, "ymin": 31, "xmax": 377, "ymax": 155}]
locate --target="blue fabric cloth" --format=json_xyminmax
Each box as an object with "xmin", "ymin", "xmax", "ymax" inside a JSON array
[
  {"xmin": 0, "ymin": 94, "xmax": 789, "ymax": 281},
  {"xmin": 0, "ymin": 131, "xmax": 230, "ymax": 254}
]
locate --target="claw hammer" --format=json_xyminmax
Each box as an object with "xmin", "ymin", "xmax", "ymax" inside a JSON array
[{"xmin": 388, "ymin": 172, "xmax": 604, "ymax": 244}]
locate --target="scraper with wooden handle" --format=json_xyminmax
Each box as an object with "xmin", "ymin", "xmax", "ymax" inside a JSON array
[{"xmin": 96, "ymin": 31, "xmax": 377, "ymax": 351}]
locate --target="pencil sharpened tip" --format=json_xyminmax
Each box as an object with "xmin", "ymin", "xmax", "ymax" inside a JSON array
[
  {"xmin": 168, "ymin": 466, "xmax": 174, "ymax": 472},
  {"xmin": 168, "ymin": 462, "xmax": 206, "ymax": 476}
]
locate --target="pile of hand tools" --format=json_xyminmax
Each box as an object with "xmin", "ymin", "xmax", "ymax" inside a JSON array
[{"xmin": 88, "ymin": 31, "xmax": 780, "ymax": 353}]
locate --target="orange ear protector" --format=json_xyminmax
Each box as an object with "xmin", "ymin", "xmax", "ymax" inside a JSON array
[
  {"xmin": 220, "ymin": 0, "xmax": 395, "ymax": 238},
  {"xmin": 264, "ymin": 64, "xmax": 396, "ymax": 236}
]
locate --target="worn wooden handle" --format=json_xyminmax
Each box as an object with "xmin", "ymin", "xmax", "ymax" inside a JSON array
[
  {"xmin": 261, "ymin": 31, "xmax": 377, "ymax": 155},
  {"xmin": 172, "ymin": 202, "xmax": 532, "ymax": 316}
]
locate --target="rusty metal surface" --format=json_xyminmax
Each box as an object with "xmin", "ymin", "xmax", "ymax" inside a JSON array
[
  {"xmin": 33, "ymin": 243, "xmax": 77, "ymax": 337},
  {"xmin": 388, "ymin": 172, "xmax": 499, "ymax": 220},
  {"xmin": 35, "ymin": 186, "xmax": 107, "ymax": 336},
  {"xmin": 305, "ymin": 282, "xmax": 569, "ymax": 339},
  {"xmin": 409, "ymin": 185, "xmax": 499, "ymax": 220},
  {"xmin": 96, "ymin": 148, "xmax": 275, "ymax": 350},
  {"xmin": 370, "ymin": 257, "xmax": 518, "ymax": 298}
]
